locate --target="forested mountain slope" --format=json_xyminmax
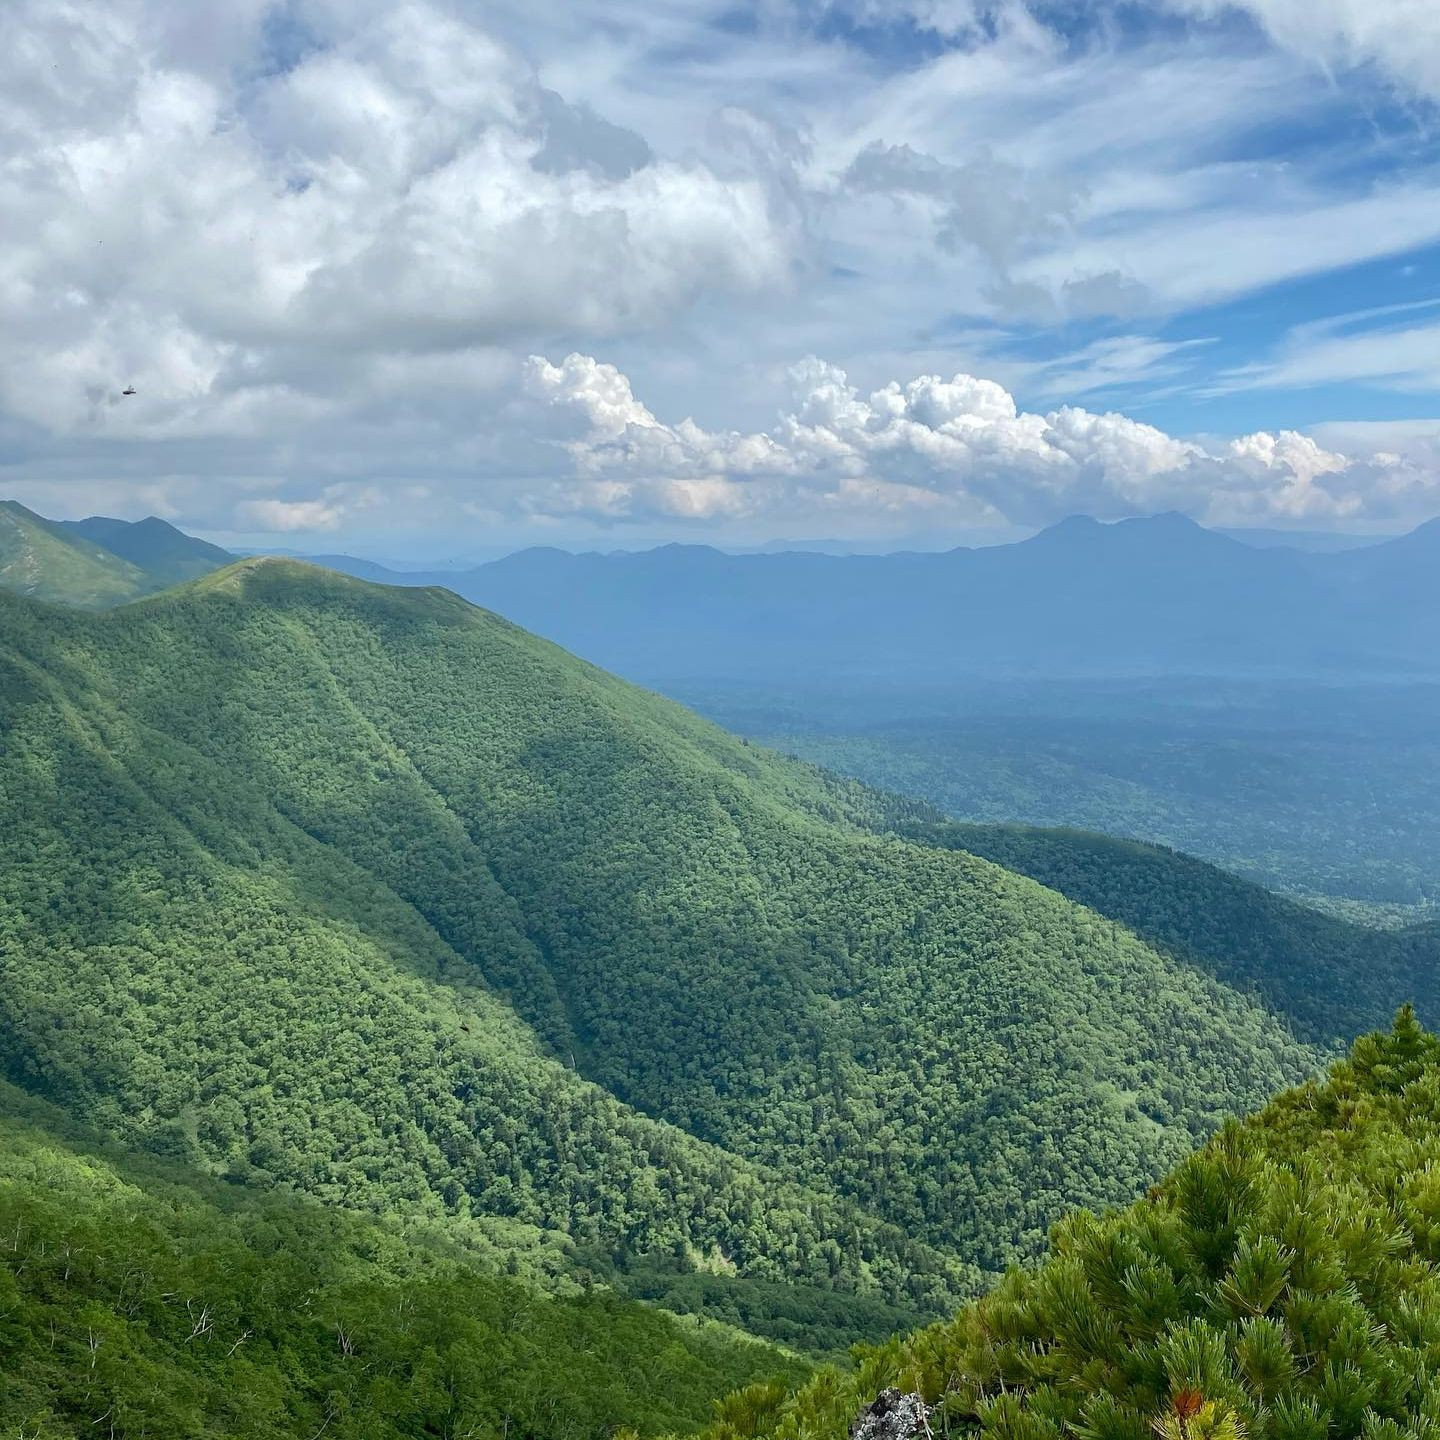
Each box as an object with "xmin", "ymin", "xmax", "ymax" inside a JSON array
[
  {"xmin": 0, "ymin": 559, "xmax": 1353, "ymax": 1321},
  {"xmin": 683, "ymin": 1010, "xmax": 1440, "ymax": 1440},
  {"xmin": 0, "ymin": 1085, "xmax": 807, "ymax": 1439},
  {"xmin": 60, "ymin": 513, "xmax": 233, "ymax": 587},
  {"xmin": 899, "ymin": 820, "xmax": 1440, "ymax": 1047},
  {"xmin": 0, "ymin": 503, "xmax": 228, "ymax": 607}
]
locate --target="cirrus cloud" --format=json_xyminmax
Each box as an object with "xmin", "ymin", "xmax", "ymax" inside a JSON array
[
  {"xmin": 1163, "ymin": 0, "xmax": 1440, "ymax": 99},
  {"xmin": 5, "ymin": 0, "xmax": 1440, "ymax": 547}
]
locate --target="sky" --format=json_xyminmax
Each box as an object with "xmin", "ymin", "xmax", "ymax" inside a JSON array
[{"xmin": 4, "ymin": 0, "xmax": 1440, "ymax": 555}]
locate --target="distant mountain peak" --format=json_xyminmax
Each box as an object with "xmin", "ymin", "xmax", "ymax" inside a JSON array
[
  {"xmin": 648, "ymin": 541, "xmax": 726, "ymax": 557},
  {"xmin": 1027, "ymin": 511, "xmax": 1217, "ymax": 550},
  {"xmin": 1038, "ymin": 513, "xmax": 1101, "ymax": 535},
  {"xmin": 1132, "ymin": 509, "xmax": 1204, "ymax": 531},
  {"xmin": 1396, "ymin": 515, "xmax": 1440, "ymax": 545}
]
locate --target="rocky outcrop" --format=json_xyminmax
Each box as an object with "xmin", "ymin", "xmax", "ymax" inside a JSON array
[{"xmin": 849, "ymin": 1388, "xmax": 932, "ymax": 1440}]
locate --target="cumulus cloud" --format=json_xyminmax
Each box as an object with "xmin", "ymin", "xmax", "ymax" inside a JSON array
[
  {"xmin": 844, "ymin": 141, "xmax": 1074, "ymax": 265},
  {"xmin": 839, "ymin": 140, "xmax": 1149, "ymax": 319},
  {"xmin": 3, "ymin": 0, "xmax": 1440, "ymax": 544},
  {"xmin": 0, "ymin": 0, "xmax": 802, "ymax": 438},
  {"xmin": 235, "ymin": 483, "xmax": 380, "ymax": 532},
  {"xmin": 237, "ymin": 497, "xmax": 348, "ymax": 532},
  {"xmin": 525, "ymin": 351, "xmax": 1440, "ymax": 528}
]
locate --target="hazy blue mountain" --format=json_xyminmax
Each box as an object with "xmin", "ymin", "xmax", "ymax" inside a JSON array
[
  {"xmin": 285, "ymin": 551, "xmax": 414, "ymax": 582},
  {"xmin": 61, "ymin": 514, "xmax": 233, "ymax": 586},
  {"xmin": 1217, "ymin": 526, "xmax": 1391, "ymax": 552},
  {"xmin": 1330, "ymin": 516, "xmax": 1440, "ymax": 609},
  {"xmin": 298, "ymin": 514, "xmax": 1440, "ymax": 685}
]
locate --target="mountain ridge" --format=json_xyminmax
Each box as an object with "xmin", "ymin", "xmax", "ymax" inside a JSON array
[
  {"xmin": 0, "ymin": 502, "xmax": 230, "ymax": 607},
  {"xmin": 0, "ymin": 500, "xmax": 152, "ymax": 608},
  {"xmin": 6, "ymin": 503, "xmax": 1438, "ymax": 687},
  {"xmin": 235, "ymin": 513, "xmax": 1440, "ymax": 684},
  {"xmin": 1, "ymin": 559, "xmax": 1385, "ymax": 1331},
  {"xmin": 62, "ymin": 512, "xmax": 234, "ymax": 585}
]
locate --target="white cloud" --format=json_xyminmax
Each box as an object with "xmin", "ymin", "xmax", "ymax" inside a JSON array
[
  {"xmin": 1165, "ymin": 0, "xmax": 1440, "ymax": 98},
  {"xmin": 0, "ymin": 0, "xmax": 802, "ymax": 438},
  {"xmin": 3, "ymin": 0, "xmax": 1440, "ymax": 546},
  {"xmin": 1022, "ymin": 335, "xmax": 1217, "ymax": 400},
  {"xmin": 525, "ymin": 350, "xmax": 1440, "ymax": 527},
  {"xmin": 238, "ymin": 498, "xmax": 345, "ymax": 532},
  {"xmin": 843, "ymin": 140, "xmax": 1076, "ymax": 264},
  {"xmin": 236, "ymin": 484, "xmax": 379, "ymax": 532},
  {"xmin": 1215, "ymin": 317, "xmax": 1440, "ymax": 395}
]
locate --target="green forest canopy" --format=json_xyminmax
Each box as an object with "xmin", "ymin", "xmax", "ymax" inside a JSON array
[
  {"xmin": 682, "ymin": 1009, "xmax": 1440, "ymax": 1440},
  {"xmin": 0, "ymin": 557, "xmax": 1434, "ymax": 1357},
  {"xmin": 0, "ymin": 1084, "xmax": 808, "ymax": 1440}
]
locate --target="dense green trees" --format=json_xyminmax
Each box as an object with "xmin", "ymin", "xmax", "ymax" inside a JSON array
[
  {"xmin": 0, "ymin": 1086, "xmax": 807, "ymax": 1438},
  {"xmin": 686, "ymin": 1010, "xmax": 1440, "ymax": 1440},
  {"xmin": 1, "ymin": 556, "xmax": 1438, "ymax": 1429},
  {"xmin": 0, "ymin": 561, "xmax": 1345, "ymax": 1329},
  {"xmin": 900, "ymin": 821, "xmax": 1439, "ymax": 1046},
  {"xmin": 746, "ymin": 695, "xmax": 1440, "ymax": 908}
]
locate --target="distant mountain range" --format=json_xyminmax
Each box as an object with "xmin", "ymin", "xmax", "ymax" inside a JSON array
[
  {"xmin": 283, "ymin": 512, "xmax": 1440, "ymax": 684},
  {"xmin": 1215, "ymin": 526, "xmax": 1387, "ymax": 552},
  {"xmin": 5, "ymin": 504, "xmax": 1437, "ymax": 682}
]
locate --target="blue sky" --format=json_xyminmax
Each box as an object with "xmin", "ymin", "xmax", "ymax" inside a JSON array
[{"xmin": 3, "ymin": 0, "xmax": 1440, "ymax": 552}]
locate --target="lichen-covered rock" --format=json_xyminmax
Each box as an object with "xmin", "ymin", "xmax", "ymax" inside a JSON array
[{"xmin": 849, "ymin": 1388, "xmax": 932, "ymax": 1440}]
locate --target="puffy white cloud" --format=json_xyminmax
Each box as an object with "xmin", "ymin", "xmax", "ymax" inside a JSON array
[
  {"xmin": 236, "ymin": 483, "xmax": 381, "ymax": 532},
  {"xmin": 0, "ymin": 0, "xmax": 802, "ymax": 439},
  {"xmin": 237, "ymin": 497, "xmax": 348, "ymax": 532},
  {"xmin": 3, "ymin": 0, "xmax": 1440, "ymax": 547},
  {"xmin": 523, "ymin": 354, "xmax": 792, "ymax": 519},
  {"xmin": 524, "ymin": 350, "xmax": 1440, "ymax": 527}
]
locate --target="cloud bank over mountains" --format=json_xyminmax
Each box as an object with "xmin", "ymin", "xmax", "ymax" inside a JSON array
[
  {"xmin": 2, "ymin": 0, "xmax": 1439, "ymax": 546},
  {"xmin": 525, "ymin": 353, "xmax": 1437, "ymax": 530}
]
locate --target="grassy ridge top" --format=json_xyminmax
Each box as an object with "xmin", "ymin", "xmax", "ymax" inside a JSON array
[
  {"xmin": 0, "ymin": 501, "xmax": 231, "ymax": 609},
  {"xmin": 0, "ymin": 501, "xmax": 149, "ymax": 608}
]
